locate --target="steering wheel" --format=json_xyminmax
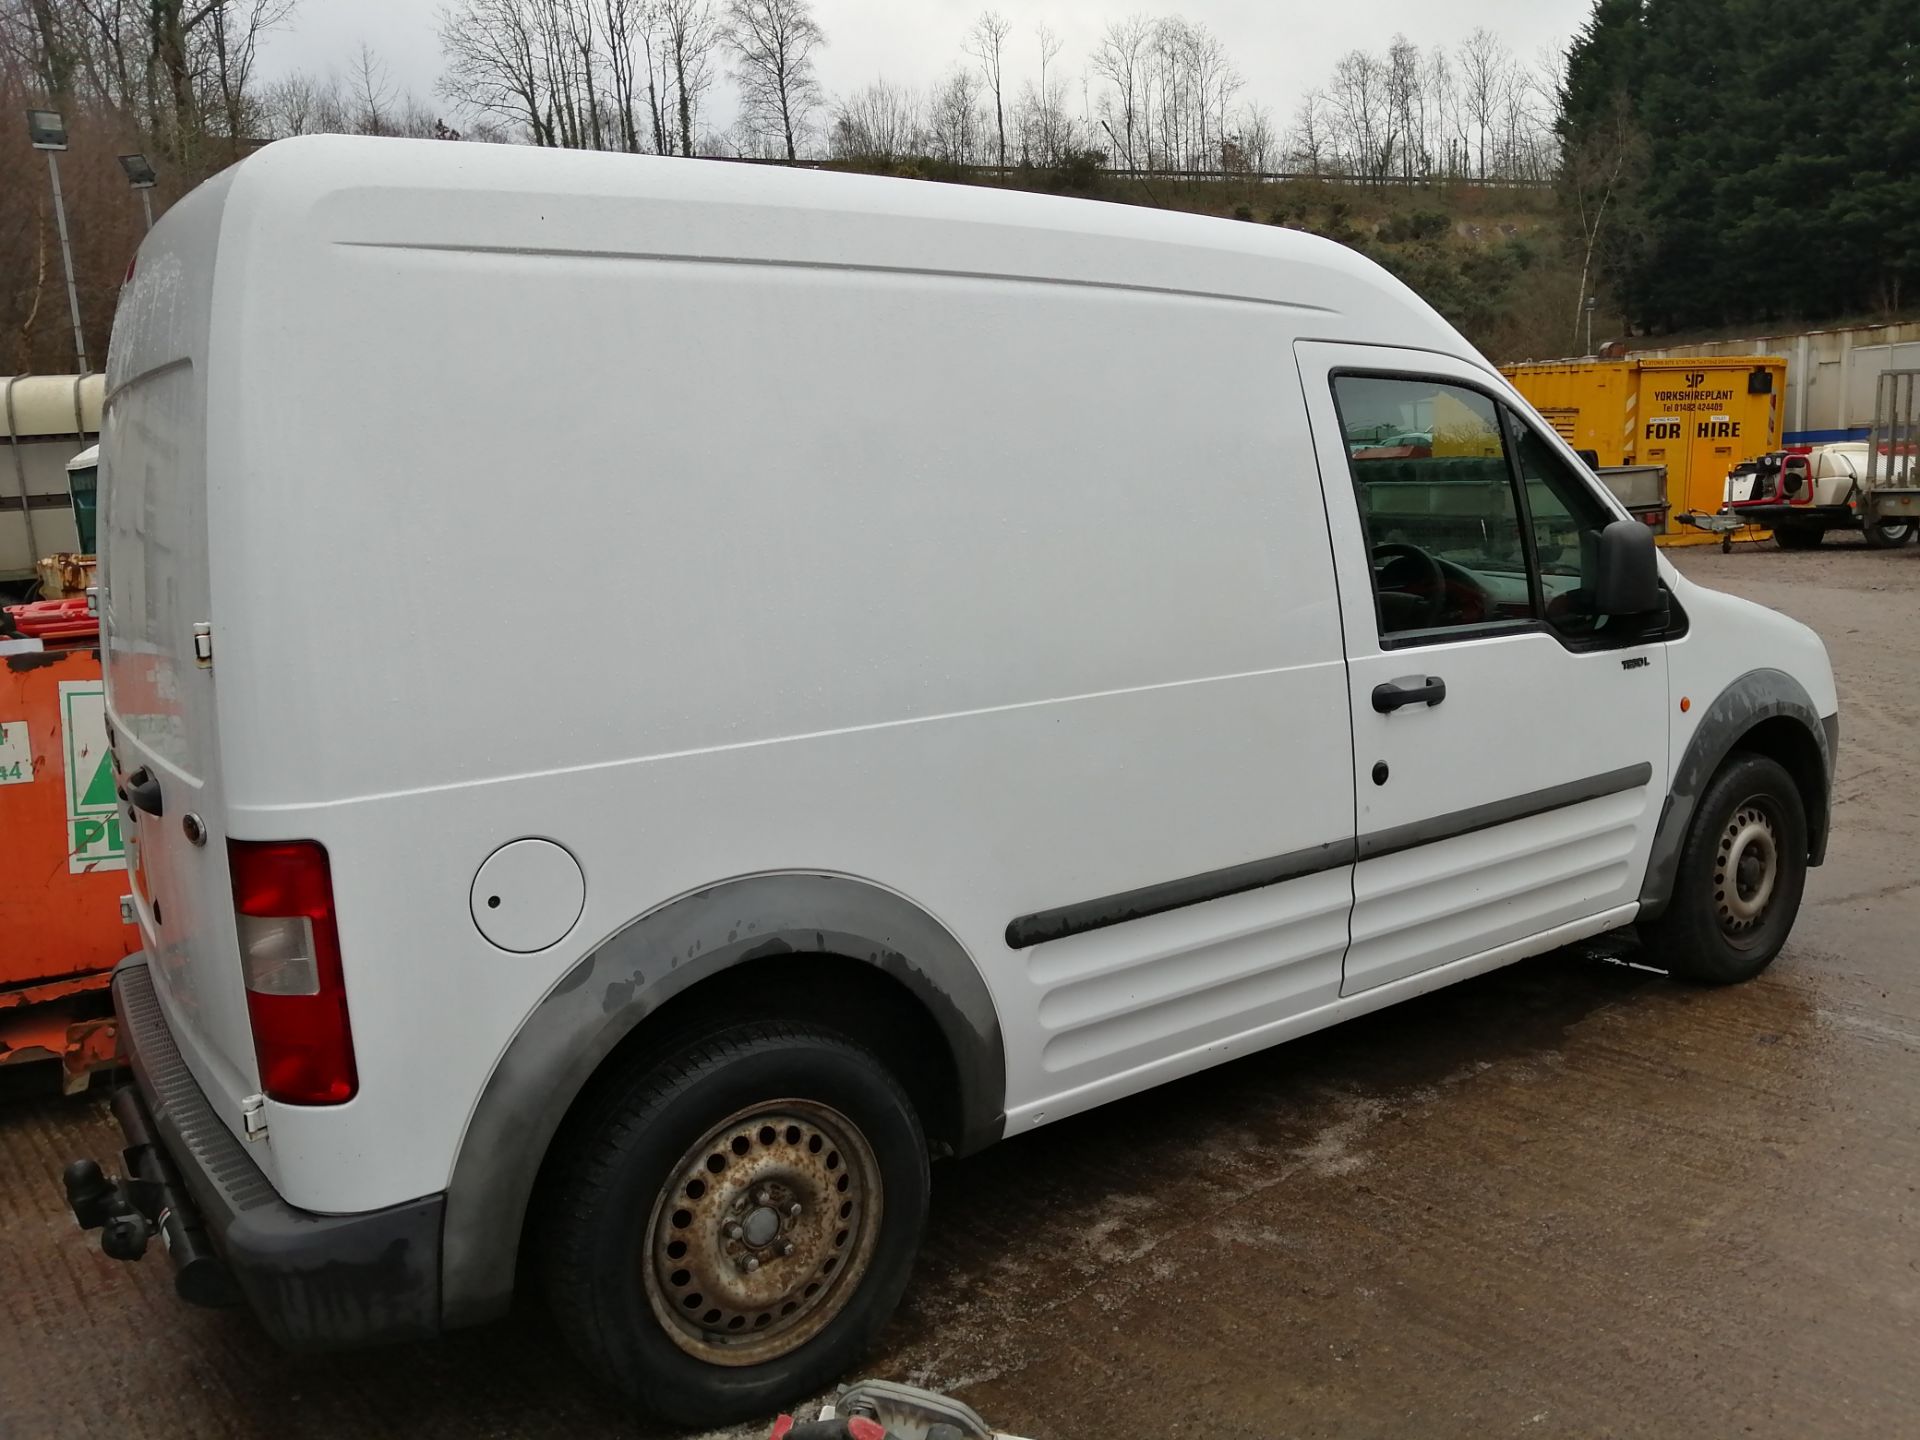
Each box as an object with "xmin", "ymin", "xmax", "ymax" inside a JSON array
[{"xmin": 1371, "ymin": 543, "xmax": 1448, "ymax": 628}]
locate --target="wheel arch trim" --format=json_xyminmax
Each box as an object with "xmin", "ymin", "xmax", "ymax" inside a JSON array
[
  {"xmin": 1638, "ymin": 667, "xmax": 1834, "ymax": 921},
  {"xmin": 438, "ymin": 872, "xmax": 1006, "ymax": 1328}
]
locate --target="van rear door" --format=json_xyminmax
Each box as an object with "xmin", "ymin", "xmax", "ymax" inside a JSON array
[{"xmin": 100, "ymin": 171, "xmax": 262, "ymax": 1125}]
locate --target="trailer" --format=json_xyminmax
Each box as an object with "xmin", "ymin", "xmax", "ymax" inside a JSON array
[
  {"xmin": 1720, "ymin": 443, "xmax": 1915, "ymax": 549},
  {"xmin": 1594, "ymin": 462, "xmax": 1670, "ymax": 532},
  {"xmin": 1862, "ymin": 370, "xmax": 1920, "ymax": 538}
]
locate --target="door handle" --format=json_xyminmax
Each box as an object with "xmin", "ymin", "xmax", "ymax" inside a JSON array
[
  {"xmin": 1372, "ymin": 676, "xmax": 1447, "ymax": 714},
  {"xmin": 123, "ymin": 766, "xmax": 164, "ymax": 817}
]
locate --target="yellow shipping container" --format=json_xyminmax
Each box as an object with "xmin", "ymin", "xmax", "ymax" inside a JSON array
[{"xmin": 1501, "ymin": 356, "xmax": 1786, "ymax": 543}]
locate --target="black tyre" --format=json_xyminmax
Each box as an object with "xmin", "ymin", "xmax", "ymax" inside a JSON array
[
  {"xmin": 1863, "ymin": 517, "xmax": 1915, "ymax": 549},
  {"xmin": 1640, "ymin": 753, "xmax": 1808, "ymax": 985},
  {"xmin": 1773, "ymin": 524, "xmax": 1823, "ymax": 551},
  {"xmin": 543, "ymin": 1021, "xmax": 928, "ymax": 1428}
]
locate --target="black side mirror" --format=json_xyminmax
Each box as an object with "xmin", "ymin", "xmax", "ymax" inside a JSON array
[{"xmin": 1591, "ymin": 517, "xmax": 1661, "ymax": 616}]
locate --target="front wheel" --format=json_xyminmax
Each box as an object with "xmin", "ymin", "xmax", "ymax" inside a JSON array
[
  {"xmin": 543, "ymin": 1021, "xmax": 930, "ymax": 1427},
  {"xmin": 1863, "ymin": 517, "xmax": 1916, "ymax": 548},
  {"xmin": 1639, "ymin": 753, "xmax": 1808, "ymax": 985}
]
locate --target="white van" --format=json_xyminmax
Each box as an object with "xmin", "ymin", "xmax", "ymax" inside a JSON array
[{"xmin": 67, "ymin": 138, "xmax": 1838, "ymax": 1426}]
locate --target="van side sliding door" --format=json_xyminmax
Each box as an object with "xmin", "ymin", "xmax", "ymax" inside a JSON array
[{"xmin": 1295, "ymin": 342, "xmax": 1672, "ymax": 995}]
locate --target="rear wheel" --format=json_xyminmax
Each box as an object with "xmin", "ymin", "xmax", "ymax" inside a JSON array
[
  {"xmin": 1773, "ymin": 523, "xmax": 1823, "ymax": 551},
  {"xmin": 1639, "ymin": 753, "xmax": 1808, "ymax": 985},
  {"xmin": 1863, "ymin": 517, "xmax": 1915, "ymax": 549},
  {"xmin": 543, "ymin": 1021, "xmax": 928, "ymax": 1428}
]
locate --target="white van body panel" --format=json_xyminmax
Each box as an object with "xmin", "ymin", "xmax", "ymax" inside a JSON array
[
  {"xmin": 106, "ymin": 137, "xmax": 1443, "ymax": 1212},
  {"xmin": 1661, "ymin": 576, "xmax": 1838, "ymax": 731},
  {"xmin": 98, "ymin": 137, "xmax": 1837, "ymax": 1224}
]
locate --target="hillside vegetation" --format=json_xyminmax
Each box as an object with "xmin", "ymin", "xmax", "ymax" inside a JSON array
[{"xmin": 828, "ymin": 157, "xmax": 1579, "ymax": 362}]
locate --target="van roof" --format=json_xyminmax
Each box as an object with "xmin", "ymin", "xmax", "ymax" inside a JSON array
[{"xmin": 213, "ymin": 135, "xmax": 1476, "ymax": 364}]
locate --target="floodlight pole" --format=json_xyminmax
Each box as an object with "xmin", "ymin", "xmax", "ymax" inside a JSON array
[{"xmin": 46, "ymin": 149, "xmax": 88, "ymax": 373}]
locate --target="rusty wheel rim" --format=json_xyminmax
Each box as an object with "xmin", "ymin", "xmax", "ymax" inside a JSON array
[
  {"xmin": 1715, "ymin": 799, "xmax": 1780, "ymax": 940},
  {"xmin": 641, "ymin": 1099, "xmax": 882, "ymax": 1366}
]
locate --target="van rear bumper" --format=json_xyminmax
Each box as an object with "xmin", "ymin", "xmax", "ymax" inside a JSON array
[{"xmin": 94, "ymin": 958, "xmax": 445, "ymax": 1350}]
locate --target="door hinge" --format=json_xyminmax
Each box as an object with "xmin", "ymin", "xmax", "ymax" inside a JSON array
[
  {"xmin": 85, "ymin": 585, "xmax": 102, "ymax": 617},
  {"xmin": 241, "ymin": 1093, "xmax": 269, "ymax": 1142},
  {"xmin": 192, "ymin": 622, "xmax": 213, "ymax": 667}
]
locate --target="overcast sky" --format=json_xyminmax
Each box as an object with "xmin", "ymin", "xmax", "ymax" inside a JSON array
[{"xmin": 256, "ymin": 1, "xmax": 1594, "ymax": 131}]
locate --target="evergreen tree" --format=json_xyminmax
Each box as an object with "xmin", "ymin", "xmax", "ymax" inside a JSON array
[
  {"xmin": 1557, "ymin": 0, "xmax": 1646, "ymax": 146},
  {"xmin": 1558, "ymin": 0, "xmax": 1919, "ymax": 331}
]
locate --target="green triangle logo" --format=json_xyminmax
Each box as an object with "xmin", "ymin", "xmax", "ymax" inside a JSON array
[{"xmin": 80, "ymin": 752, "xmax": 116, "ymax": 808}]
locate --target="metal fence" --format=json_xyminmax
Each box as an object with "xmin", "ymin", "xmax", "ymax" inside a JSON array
[{"xmin": 720, "ymin": 155, "xmax": 1553, "ymax": 191}]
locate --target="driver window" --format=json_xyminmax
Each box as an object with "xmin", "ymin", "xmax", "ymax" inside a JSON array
[
  {"xmin": 1332, "ymin": 375, "xmax": 1538, "ymax": 642},
  {"xmin": 1502, "ymin": 408, "xmax": 1633, "ymax": 641}
]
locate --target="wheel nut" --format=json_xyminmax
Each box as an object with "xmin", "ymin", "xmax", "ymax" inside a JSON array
[
  {"xmin": 755, "ymin": 1189, "xmax": 772, "ymax": 1205},
  {"xmin": 741, "ymin": 1256, "xmax": 760, "ymax": 1273},
  {"xmin": 725, "ymin": 1223, "xmax": 743, "ymax": 1240},
  {"xmin": 787, "ymin": 1202, "xmax": 803, "ymax": 1217},
  {"xmin": 780, "ymin": 1242, "xmax": 795, "ymax": 1257}
]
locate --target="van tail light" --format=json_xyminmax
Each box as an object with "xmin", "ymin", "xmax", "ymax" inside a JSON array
[{"xmin": 229, "ymin": 840, "xmax": 358, "ymax": 1105}]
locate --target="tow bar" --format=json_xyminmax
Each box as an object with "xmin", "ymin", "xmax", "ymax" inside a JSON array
[{"xmin": 62, "ymin": 1086, "xmax": 235, "ymax": 1306}]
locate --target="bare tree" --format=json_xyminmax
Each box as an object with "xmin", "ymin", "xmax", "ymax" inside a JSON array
[
  {"xmin": 927, "ymin": 65, "xmax": 984, "ymax": 164},
  {"xmin": 1385, "ymin": 35, "xmax": 1421, "ymax": 179},
  {"xmin": 1018, "ymin": 20, "xmax": 1071, "ymax": 163},
  {"xmin": 1089, "ymin": 14, "xmax": 1150, "ymax": 168},
  {"xmin": 437, "ymin": 0, "xmax": 551, "ymax": 143},
  {"xmin": 1327, "ymin": 48, "xmax": 1390, "ymax": 179},
  {"xmin": 1565, "ymin": 90, "xmax": 1642, "ymax": 347},
  {"xmin": 260, "ymin": 70, "xmax": 324, "ymax": 134},
  {"xmin": 1035, "ymin": 20, "xmax": 1059, "ymax": 108},
  {"xmin": 660, "ymin": 0, "xmax": 717, "ymax": 157},
  {"xmin": 726, "ymin": 0, "xmax": 824, "ymax": 160},
  {"xmin": 1197, "ymin": 24, "xmax": 1239, "ymax": 169},
  {"xmin": 348, "ymin": 41, "xmax": 393, "ymax": 135},
  {"xmin": 1286, "ymin": 88, "xmax": 1330, "ymax": 175},
  {"xmin": 260, "ymin": 69, "xmax": 356, "ymax": 136},
  {"xmin": 1458, "ymin": 26, "xmax": 1507, "ymax": 180},
  {"xmin": 1425, "ymin": 44, "xmax": 1463, "ymax": 176},
  {"xmin": 60, "ymin": 0, "xmax": 144, "ymax": 112},
  {"xmin": 829, "ymin": 77, "xmax": 921, "ymax": 163},
  {"xmin": 598, "ymin": 0, "xmax": 644, "ymax": 150},
  {"xmin": 139, "ymin": 0, "xmax": 293, "ymax": 157},
  {"xmin": 1235, "ymin": 101, "xmax": 1275, "ymax": 174},
  {"xmin": 560, "ymin": 0, "xmax": 604, "ymax": 148},
  {"xmin": 964, "ymin": 10, "xmax": 1009, "ymax": 168}
]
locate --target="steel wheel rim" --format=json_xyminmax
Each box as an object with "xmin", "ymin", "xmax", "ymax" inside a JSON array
[
  {"xmin": 642, "ymin": 1099, "xmax": 882, "ymax": 1367},
  {"xmin": 1715, "ymin": 799, "xmax": 1780, "ymax": 939}
]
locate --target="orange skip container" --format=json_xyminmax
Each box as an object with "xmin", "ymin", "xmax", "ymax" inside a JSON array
[{"xmin": 0, "ymin": 631, "xmax": 137, "ymax": 1089}]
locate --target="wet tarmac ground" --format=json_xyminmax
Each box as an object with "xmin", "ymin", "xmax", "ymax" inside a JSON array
[{"xmin": 4, "ymin": 540, "xmax": 1917, "ymax": 1440}]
